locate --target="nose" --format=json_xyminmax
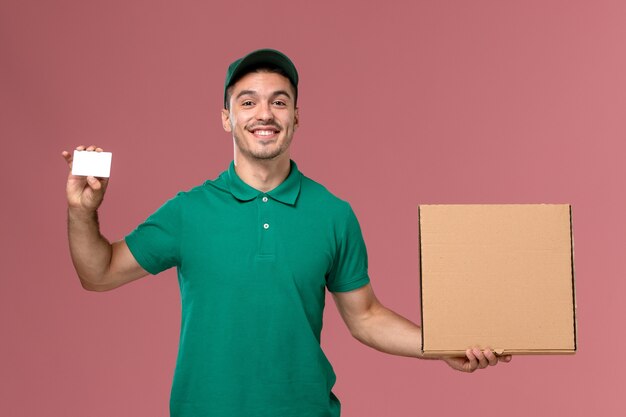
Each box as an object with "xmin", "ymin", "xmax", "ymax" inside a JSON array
[{"xmin": 255, "ymin": 101, "xmax": 273, "ymax": 122}]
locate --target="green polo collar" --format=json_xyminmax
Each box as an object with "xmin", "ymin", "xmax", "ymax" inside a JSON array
[{"xmin": 226, "ymin": 160, "xmax": 302, "ymax": 205}]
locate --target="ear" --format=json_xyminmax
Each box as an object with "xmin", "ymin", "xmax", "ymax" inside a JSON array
[
  {"xmin": 294, "ymin": 107, "xmax": 300, "ymax": 131},
  {"xmin": 221, "ymin": 108, "xmax": 232, "ymax": 132}
]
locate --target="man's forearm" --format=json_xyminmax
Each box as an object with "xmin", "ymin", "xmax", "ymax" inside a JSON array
[
  {"xmin": 67, "ymin": 208, "xmax": 113, "ymax": 289},
  {"xmin": 335, "ymin": 285, "xmax": 510, "ymax": 372},
  {"xmin": 351, "ymin": 304, "xmax": 428, "ymax": 359}
]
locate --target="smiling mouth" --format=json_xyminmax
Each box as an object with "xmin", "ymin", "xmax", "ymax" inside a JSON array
[
  {"xmin": 249, "ymin": 126, "xmax": 280, "ymax": 139},
  {"xmin": 252, "ymin": 129, "xmax": 277, "ymax": 136}
]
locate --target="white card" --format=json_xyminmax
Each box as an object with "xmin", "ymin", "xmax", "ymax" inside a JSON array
[{"xmin": 71, "ymin": 150, "xmax": 112, "ymax": 178}]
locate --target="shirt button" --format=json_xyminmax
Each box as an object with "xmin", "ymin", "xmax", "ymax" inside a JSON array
[
  {"xmin": 263, "ymin": 223, "xmax": 270, "ymax": 229},
  {"xmin": 262, "ymin": 196, "xmax": 268, "ymax": 203}
]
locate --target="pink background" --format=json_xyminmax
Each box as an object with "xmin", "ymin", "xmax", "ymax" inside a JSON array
[{"xmin": 1, "ymin": 1, "xmax": 624, "ymax": 416}]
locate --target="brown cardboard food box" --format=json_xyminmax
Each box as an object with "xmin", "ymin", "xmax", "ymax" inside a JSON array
[{"xmin": 418, "ymin": 204, "xmax": 577, "ymax": 357}]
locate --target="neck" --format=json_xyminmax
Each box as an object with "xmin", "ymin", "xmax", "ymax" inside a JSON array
[{"xmin": 233, "ymin": 152, "xmax": 291, "ymax": 193}]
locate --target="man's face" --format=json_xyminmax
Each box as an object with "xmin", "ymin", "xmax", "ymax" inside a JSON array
[{"xmin": 222, "ymin": 71, "xmax": 299, "ymax": 162}]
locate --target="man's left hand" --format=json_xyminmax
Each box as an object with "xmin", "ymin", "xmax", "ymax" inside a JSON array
[{"xmin": 442, "ymin": 348, "xmax": 512, "ymax": 373}]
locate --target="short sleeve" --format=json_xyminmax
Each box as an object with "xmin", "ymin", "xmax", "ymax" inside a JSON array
[
  {"xmin": 326, "ymin": 204, "xmax": 370, "ymax": 292},
  {"xmin": 125, "ymin": 194, "xmax": 182, "ymax": 275}
]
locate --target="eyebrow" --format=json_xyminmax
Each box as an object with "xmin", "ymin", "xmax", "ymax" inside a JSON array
[{"xmin": 235, "ymin": 89, "xmax": 293, "ymax": 101}]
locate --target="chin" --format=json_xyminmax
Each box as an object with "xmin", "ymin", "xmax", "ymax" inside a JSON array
[
  {"xmin": 235, "ymin": 135, "xmax": 291, "ymax": 161},
  {"xmin": 251, "ymin": 150, "xmax": 284, "ymax": 161},
  {"xmin": 250, "ymin": 143, "xmax": 290, "ymax": 160}
]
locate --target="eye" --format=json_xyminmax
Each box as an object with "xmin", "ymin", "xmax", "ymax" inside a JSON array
[
  {"xmin": 241, "ymin": 100, "xmax": 254, "ymax": 107},
  {"xmin": 273, "ymin": 100, "xmax": 287, "ymax": 107}
]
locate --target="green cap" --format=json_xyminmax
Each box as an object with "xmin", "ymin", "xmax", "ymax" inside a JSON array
[{"xmin": 224, "ymin": 48, "xmax": 299, "ymax": 108}]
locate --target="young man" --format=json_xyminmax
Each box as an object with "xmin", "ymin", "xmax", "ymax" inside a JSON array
[{"xmin": 62, "ymin": 49, "xmax": 511, "ymax": 417}]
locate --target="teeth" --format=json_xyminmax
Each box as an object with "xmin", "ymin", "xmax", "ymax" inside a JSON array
[{"xmin": 254, "ymin": 130, "xmax": 276, "ymax": 136}]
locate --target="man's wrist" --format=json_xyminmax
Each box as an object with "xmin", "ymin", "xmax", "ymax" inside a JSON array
[{"xmin": 68, "ymin": 206, "xmax": 99, "ymax": 223}]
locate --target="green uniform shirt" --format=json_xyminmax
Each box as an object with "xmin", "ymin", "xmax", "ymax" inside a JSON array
[{"xmin": 125, "ymin": 160, "xmax": 370, "ymax": 417}]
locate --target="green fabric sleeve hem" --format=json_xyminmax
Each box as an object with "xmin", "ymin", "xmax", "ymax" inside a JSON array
[
  {"xmin": 124, "ymin": 235, "xmax": 159, "ymax": 276},
  {"xmin": 328, "ymin": 274, "xmax": 370, "ymax": 293}
]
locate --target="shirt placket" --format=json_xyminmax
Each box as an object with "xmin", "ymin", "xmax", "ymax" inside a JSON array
[{"xmin": 256, "ymin": 194, "xmax": 276, "ymax": 258}]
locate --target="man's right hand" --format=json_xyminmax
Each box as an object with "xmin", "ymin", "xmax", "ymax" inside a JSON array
[{"xmin": 62, "ymin": 145, "xmax": 110, "ymax": 213}]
